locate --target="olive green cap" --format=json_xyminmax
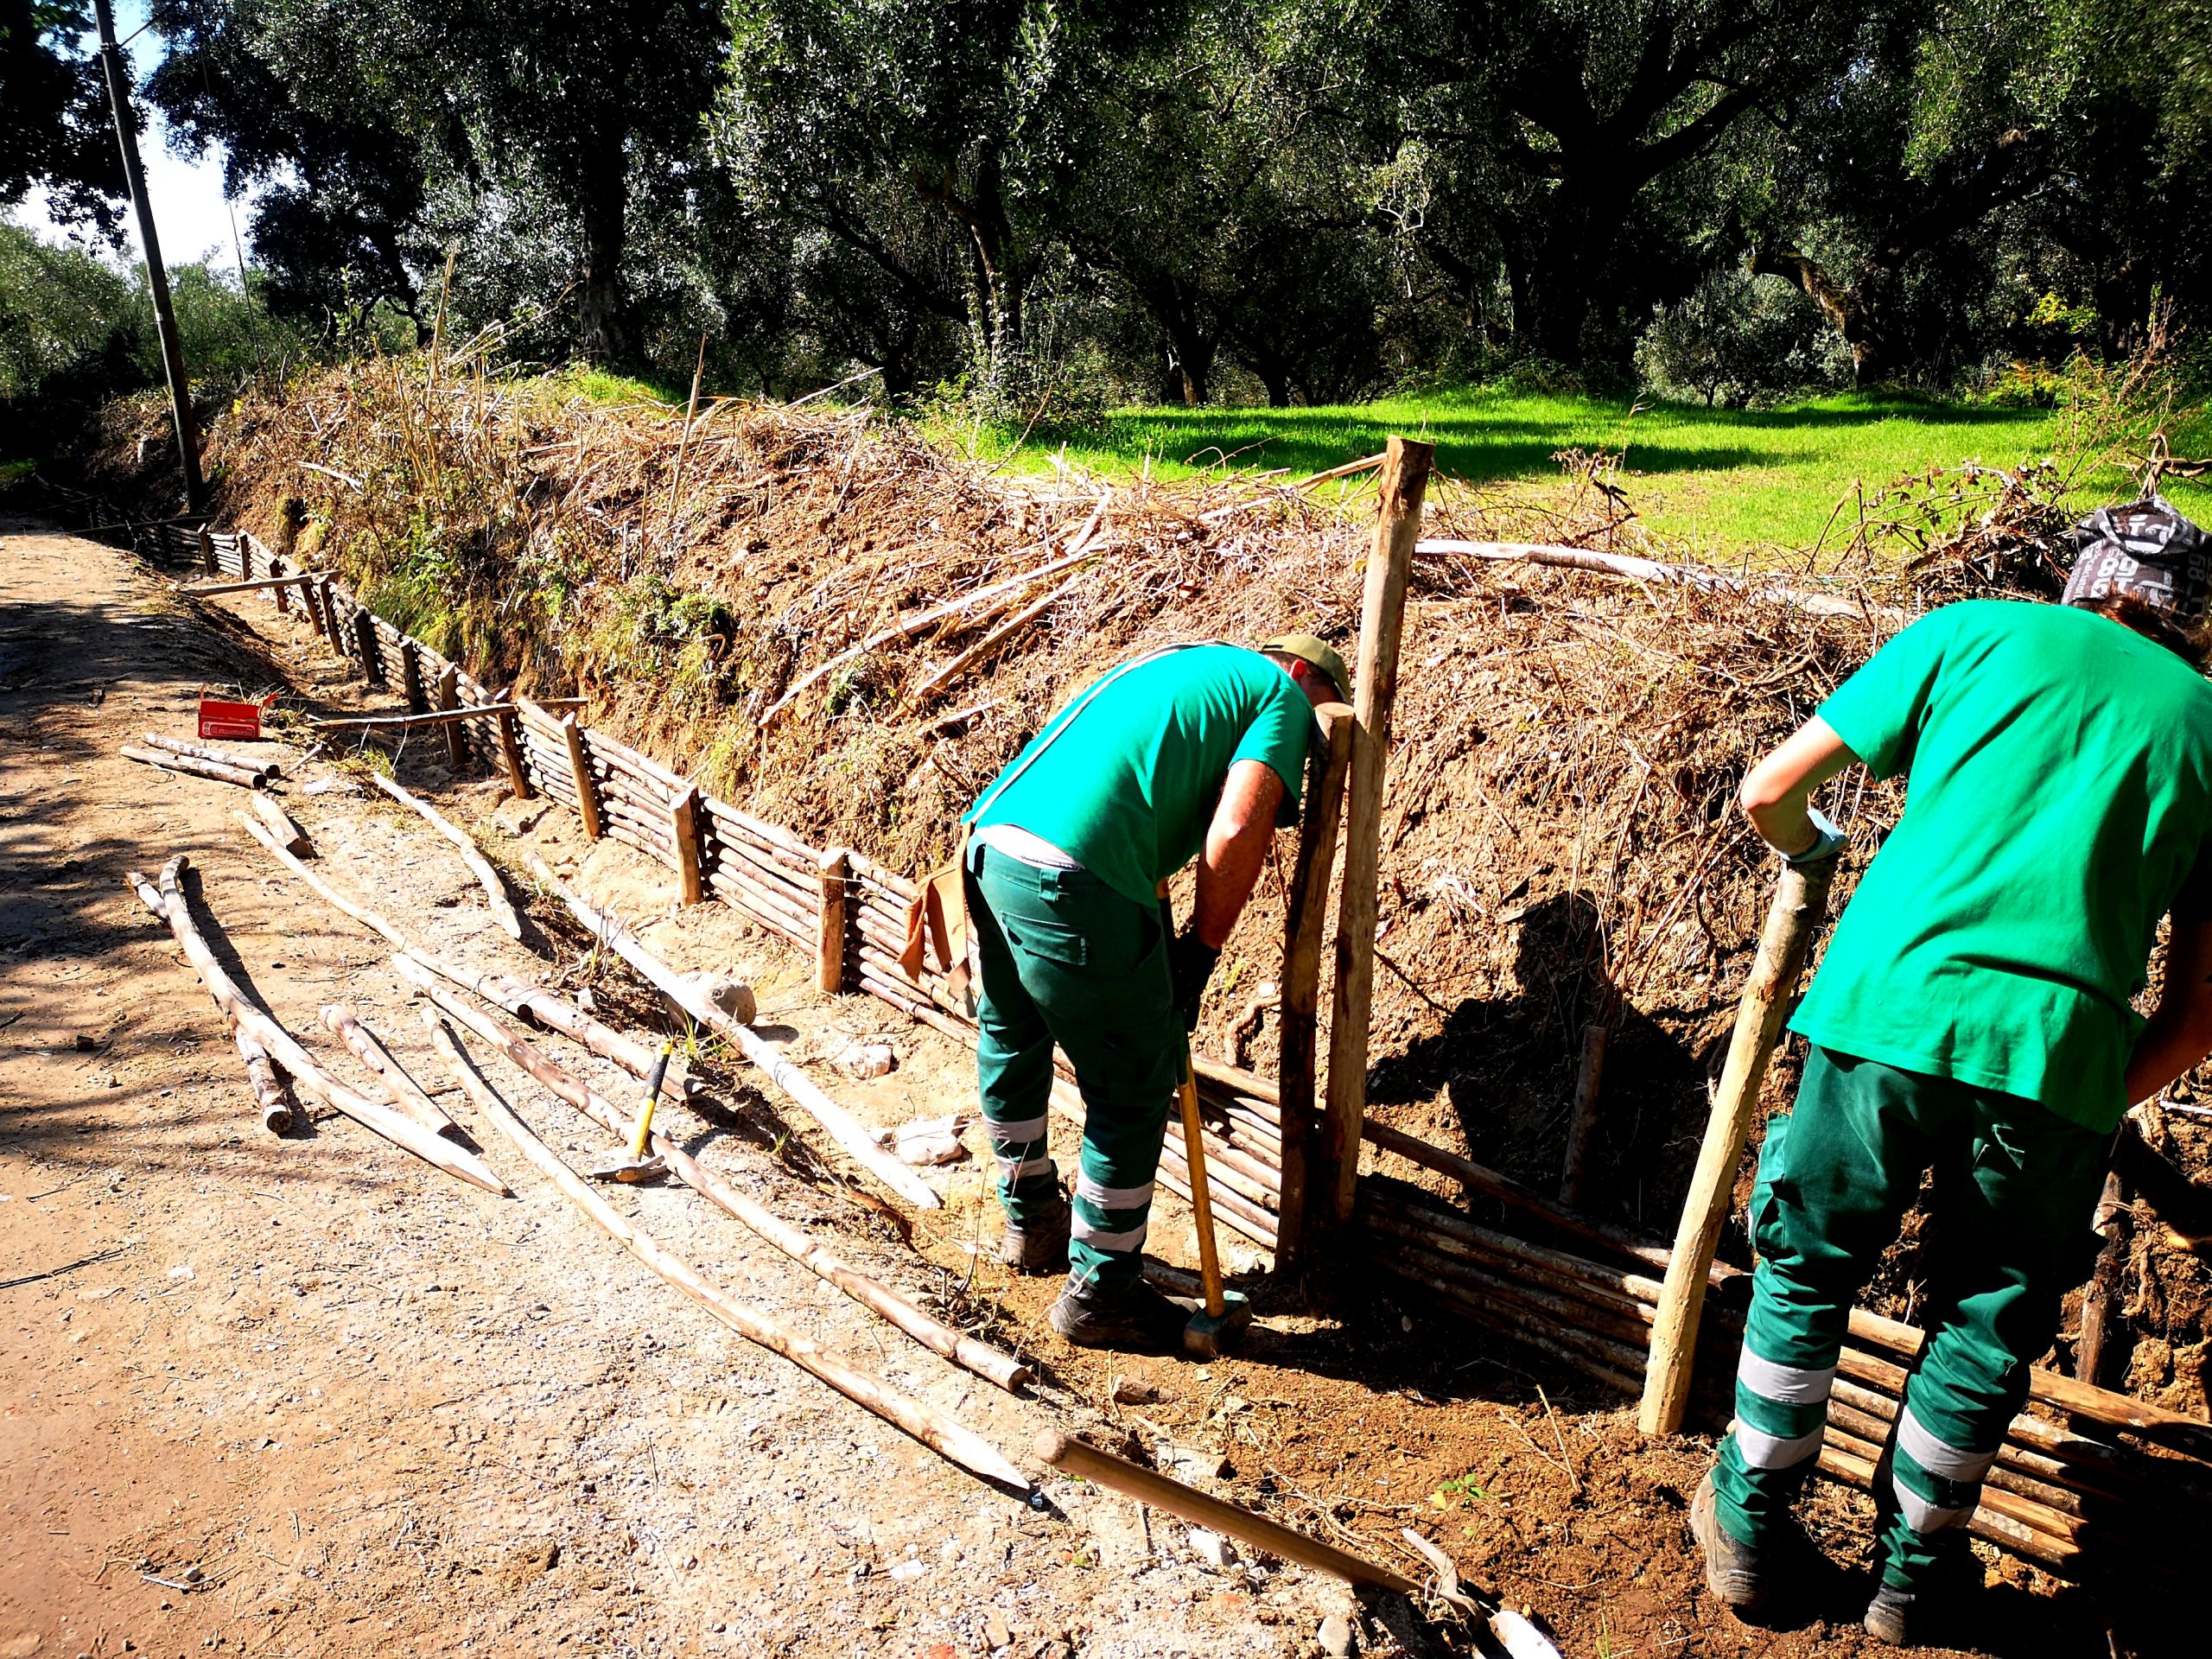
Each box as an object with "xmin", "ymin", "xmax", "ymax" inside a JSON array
[{"xmin": 1261, "ymin": 632, "xmax": 1351, "ymax": 704}]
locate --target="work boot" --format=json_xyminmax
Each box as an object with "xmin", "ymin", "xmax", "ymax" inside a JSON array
[
  {"xmin": 1863, "ymin": 1548, "xmax": 1980, "ymax": 1647},
  {"xmin": 1691, "ymin": 1472, "xmax": 1791, "ymax": 1616},
  {"xmin": 998, "ymin": 1190, "xmax": 1070, "ymax": 1274},
  {"xmin": 1046, "ymin": 1277, "xmax": 1193, "ymax": 1352}
]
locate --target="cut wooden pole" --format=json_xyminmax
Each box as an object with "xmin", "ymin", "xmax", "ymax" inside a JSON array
[
  {"xmin": 306, "ymin": 703, "xmax": 517, "ymax": 733},
  {"xmin": 817, "ymin": 849, "xmax": 850, "ymax": 994},
  {"xmin": 125, "ymin": 855, "xmax": 506, "ymax": 1195},
  {"xmin": 320, "ymin": 1003, "xmax": 456, "ymax": 1135},
  {"xmin": 2075, "ymin": 1169, "xmax": 2130, "ymax": 1395},
  {"xmin": 671, "ymin": 786, "xmax": 706, "ymax": 906},
  {"xmin": 424, "ymin": 1011, "xmax": 1027, "ymax": 1490},
  {"xmin": 1640, "ymin": 855, "xmax": 1837, "ymax": 1435},
  {"xmin": 1035, "ymin": 1432, "xmax": 1416, "ymax": 1592},
  {"xmin": 496, "ymin": 706, "xmax": 531, "ymax": 798},
  {"xmin": 521, "ymin": 851, "xmax": 941, "ymax": 1210},
  {"xmin": 559, "ymin": 714, "xmax": 602, "ymax": 840},
  {"xmin": 232, "ymin": 1023, "xmax": 293, "ymax": 1134},
  {"xmin": 141, "ymin": 733, "xmax": 276, "ymax": 780},
  {"xmin": 1274, "ymin": 700, "xmax": 1352, "ymax": 1277},
  {"xmin": 1559, "ymin": 1021, "xmax": 1610, "ymax": 1207},
  {"xmin": 436, "ymin": 664, "xmax": 467, "ymax": 770},
  {"xmin": 180, "ymin": 574, "xmax": 315, "ymax": 599},
  {"xmin": 416, "ymin": 978, "xmax": 1028, "ymax": 1393},
  {"xmin": 1317, "ymin": 436, "xmax": 1433, "ymax": 1248},
  {"xmin": 364, "ymin": 770, "xmax": 524, "ymax": 940},
  {"xmin": 236, "ymin": 809, "xmax": 406, "ymax": 946},
  {"xmin": 197, "ymin": 526, "xmax": 218, "ymax": 575},
  {"xmin": 250, "ymin": 794, "xmax": 312, "ymax": 856},
  {"xmin": 121, "ymin": 744, "xmax": 264, "ymax": 790},
  {"xmin": 399, "ymin": 640, "xmax": 426, "ymax": 714},
  {"xmin": 313, "ymin": 577, "xmax": 338, "ymax": 649}
]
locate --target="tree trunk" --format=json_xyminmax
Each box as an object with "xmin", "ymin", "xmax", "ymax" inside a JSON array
[
  {"xmin": 577, "ymin": 152, "xmax": 632, "ymax": 365},
  {"xmin": 1750, "ymin": 249, "xmax": 1891, "ymax": 385}
]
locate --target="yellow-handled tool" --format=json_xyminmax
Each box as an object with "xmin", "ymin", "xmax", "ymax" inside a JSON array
[
  {"xmin": 1179, "ymin": 1050, "xmax": 1252, "ymax": 1358},
  {"xmin": 589, "ymin": 1041, "xmax": 674, "ymax": 1184}
]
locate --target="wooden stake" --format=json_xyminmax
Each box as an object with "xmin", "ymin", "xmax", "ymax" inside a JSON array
[
  {"xmin": 1035, "ymin": 1432, "xmax": 1416, "ymax": 1592},
  {"xmin": 125, "ymin": 855, "xmax": 506, "ymax": 1195},
  {"xmin": 560, "ymin": 715, "xmax": 602, "ymax": 840},
  {"xmin": 1640, "ymin": 855, "xmax": 1836, "ymax": 1435},
  {"xmin": 424, "ymin": 1011, "xmax": 1027, "ymax": 1491},
  {"xmin": 816, "ymin": 849, "xmax": 850, "ymax": 994},
  {"xmin": 314, "ymin": 577, "xmax": 338, "ymax": 650},
  {"xmin": 352, "ymin": 610, "xmax": 384, "ymax": 686},
  {"xmin": 398, "ymin": 640, "xmax": 426, "ymax": 714},
  {"xmin": 320, "ymin": 1004, "xmax": 456, "ymax": 1135},
  {"xmin": 497, "ymin": 706, "xmax": 532, "ymax": 799},
  {"xmin": 1318, "ymin": 436, "xmax": 1433, "ymax": 1245},
  {"xmin": 364, "ymin": 770, "xmax": 523, "ymax": 940},
  {"xmin": 416, "ymin": 980, "xmax": 1028, "ymax": 1393},
  {"xmin": 1274, "ymin": 701, "xmax": 1352, "ymax": 1277},
  {"xmin": 236, "ymin": 809, "xmax": 406, "ymax": 946},
  {"xmin": 263, "ymin": 548, "xmax": 291, "ymax": 615},
  {"xmin": 197, "ymin": 526, "xmax": 217, "ymax": 575},
  {"xmin": 1560, "ymin": 1021, "xmax": 1610, "ymax": 1207},
  {"xmin": 436, "ymin": 664, "xmax": 466, "ymax": 771},
  {"xmin": 520, "ymin": 852, "xmax": 941, "ymax": 1210},
  {"xmin": 671, "ymin": 786, "xmax": 706, "ymax": 906},
  {"xmin": 250, "ymin": 793, "xmax": 312, "ymax": 856},
  {"xmin": 2075, "ymin": 1170, "xmax": 2130, "ymax": 1394}
]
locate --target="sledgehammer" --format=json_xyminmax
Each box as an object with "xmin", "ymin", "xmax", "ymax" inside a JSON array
[{"xmin": 1178, "ymin": 1051, "xmax": 1251, "ymax": 1358}]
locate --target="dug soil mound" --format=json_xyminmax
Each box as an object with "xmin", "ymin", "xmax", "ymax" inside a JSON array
[{"xmin": 106, "ymin": 359, "xmax": 2212, "ymax": 1415}]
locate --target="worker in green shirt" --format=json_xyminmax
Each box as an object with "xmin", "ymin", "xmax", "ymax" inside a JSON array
[
  {"xmin": 962, "ymin": 635, "xmax": 1349, "ymax": 1351},
  {"xmin": 1689, "ymin": 499, "xmax": 2212, "ymax": 1645}
]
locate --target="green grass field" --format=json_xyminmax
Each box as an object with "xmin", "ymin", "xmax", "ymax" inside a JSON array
[{"xmin": 993, "ymin": 387, "xmax": 2212, "ymax": 561}]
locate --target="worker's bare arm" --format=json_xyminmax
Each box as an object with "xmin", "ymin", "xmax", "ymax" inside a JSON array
[
  {"xmin": 1738, "ymin": 717, "xmax": 1860, "ymax": 856},
  {"xmin": 2126, "ymin": 912, "xmax": 2212, "ymax": 1106},
  {"xmin": 1192, "ymin": 760, "xmax": 1286, "ymax": 949}
]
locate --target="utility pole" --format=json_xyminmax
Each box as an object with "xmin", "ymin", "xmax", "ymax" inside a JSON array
[{"xmin": 92, "ymin": 0, "xmax": 204, "ymax": 515}]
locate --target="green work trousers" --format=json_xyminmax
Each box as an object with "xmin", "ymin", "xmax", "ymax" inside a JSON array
[
  {"xmin": 1713, "ymin": 1046, "xmax": 2107, "ymax": 1589},
  {"xmin": 966, "ymin": 843, "xmax": 1183, "ymax": 1293}
]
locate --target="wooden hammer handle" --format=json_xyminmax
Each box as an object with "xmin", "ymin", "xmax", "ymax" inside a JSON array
[{"xmin": 1179, "ymin": 1058, "xmax": 1227, "ymax": 1319}]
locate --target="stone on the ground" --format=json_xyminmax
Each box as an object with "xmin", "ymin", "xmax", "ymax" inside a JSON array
[
  {"xmin": 838, "ymin": 1041, "xmax": 896, "ymax": 1079},
  {"xmin": 1109, "ymin": 1376, "xmax": 1159, "ymax": 1406},
  {"xmin": 675, "ymin": 970, "xmax": 755, "ymax": 1027},
  {"xmin": 1319, "ymin": 1613, "xmax": 1353, "ymax": 1656},
  {"xmin": 982, "ymin": 1610, "xmax": 1013, "ymax": 1649},
  {"xmin": 1185, "ymin": 1529, "xmax": 1236, "ymax": 1569}
]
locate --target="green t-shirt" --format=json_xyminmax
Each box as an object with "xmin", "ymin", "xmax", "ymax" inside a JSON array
[
  {"xmin": 965, "ymin": 644, "xmax": 1313, "ymax": 907},
  {"xmin": 1791, "ymin": 598, "xmax": 2212, "ymax": 1130}
]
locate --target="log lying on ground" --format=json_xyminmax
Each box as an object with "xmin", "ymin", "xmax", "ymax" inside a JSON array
[
  {"xmin": 1037, "ymin": 1431, "xmax": 1416, "ymax": 1592},
  {"xmin": 411, "ymin": 972, "xmax": 1030, "ymax": 1394},
  {"xmin": 522, "ymin": 851, "xmax": 940, "ymax": 1210},
  {"xmin": 122, "ymin": 744, "xmax": 264, "ymax": 790},
  {"xmin": 126, "ymin": 855, "xmax": 506, "ymax": 1195},
  {"xmin": 423, "ymin": 1011, "xmax": 1027, "ymax": 1490},
  {"xmin": 321, "ymin": 1004, "xmax": 455, "ymax": 1135},
  {"xmin": 365, "ymin": 771, "xmax": 524, "ymax": 939},
  {"xmin": 143, "ymin": 733, "xmax": 277, "ymax": 780},
  {"xmin": 236, "ymin": 810, "xmax": 406, "ymax": 945},
  {"xmin": 181, "ymin": 574, "xmax": 315, "ymax": 599},
  {"xmin": 140, "ymin": 877, "xmax": 295, "ymax": 1133}
]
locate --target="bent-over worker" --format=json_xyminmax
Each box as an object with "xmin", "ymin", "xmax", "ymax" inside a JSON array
[
  {"xmin": 1691, "ymin": 499, "xmax": 2212, "ymax": 1646},
  {"xmin": 961, "ymin": 635, "xmax": 1348, "ymax": 1351}
]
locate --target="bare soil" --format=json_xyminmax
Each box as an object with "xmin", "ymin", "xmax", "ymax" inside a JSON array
[{"xmin": 0, "ymin": 519, "xmax": 2158, "ymax": 1659}]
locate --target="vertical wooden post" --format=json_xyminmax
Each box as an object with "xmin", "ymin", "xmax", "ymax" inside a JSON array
[
  {"xmin": 399, "ymin": 639, "xmax": 427, "ymax": 713},
  {"xmin": 1639, "ymin": 855, "xmax": 1837, "ymax": 1435},
  {"xmin": 1272, "ymin": 701, "xmax": 1353, "ymax": 1280},
  {"xmin": 816, "ymin": 849, "xmax": 851, "ymax": 994},
  {"xmin": 352, "ymin": 610, "xmax": 385, "ymax": 686},
  {"xmin": 1316, "ymin": 436, "xmax": 1433, "ymax": 1251},
  {"xmin": 198, "ymin": 527, "xmax": 217, "ymax": 576},
  {"xmin": 497, "ymin": 708, "xmax": 533, "ymax": 800},
  {"xmin": 1559, "ymin": 1021, "xmax": 1611, "ymax": 1206},
  {"xmin": 238, "ymin": 531, "xmax": 255, "ymax": 582},
  {"xmin": 561, "ymin": 715, "xmax": 603, "ymax": 840},
  {"xmin": 314, "ymin": 577, "xmax": 338, "ymax": 651},
  {"xmin": 671, "ymin": 787, "xmax": 706, "ymax": 906},
  {"xmin": 436, "ymin": 664, "xmax": 467, "ymax": 771},
  {"xmin": 2074, "ymin": 1170, "xmax": 2131, "ymax": 1393}
]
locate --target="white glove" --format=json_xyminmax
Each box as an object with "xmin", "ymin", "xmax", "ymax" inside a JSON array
[{"xmin": 1786, "ymin": 805, "xmax": 1848, "ymax": 866}]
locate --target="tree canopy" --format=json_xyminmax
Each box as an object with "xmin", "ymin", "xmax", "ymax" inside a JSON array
[{"xmin": 13, "ymin": 0, "xmax": 2209, "ymax": 404}]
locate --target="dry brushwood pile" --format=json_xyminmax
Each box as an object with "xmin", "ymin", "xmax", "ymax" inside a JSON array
[{"xmin": 168, "ymin": 356, "xmax": 2209, "ymax": 1414}]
